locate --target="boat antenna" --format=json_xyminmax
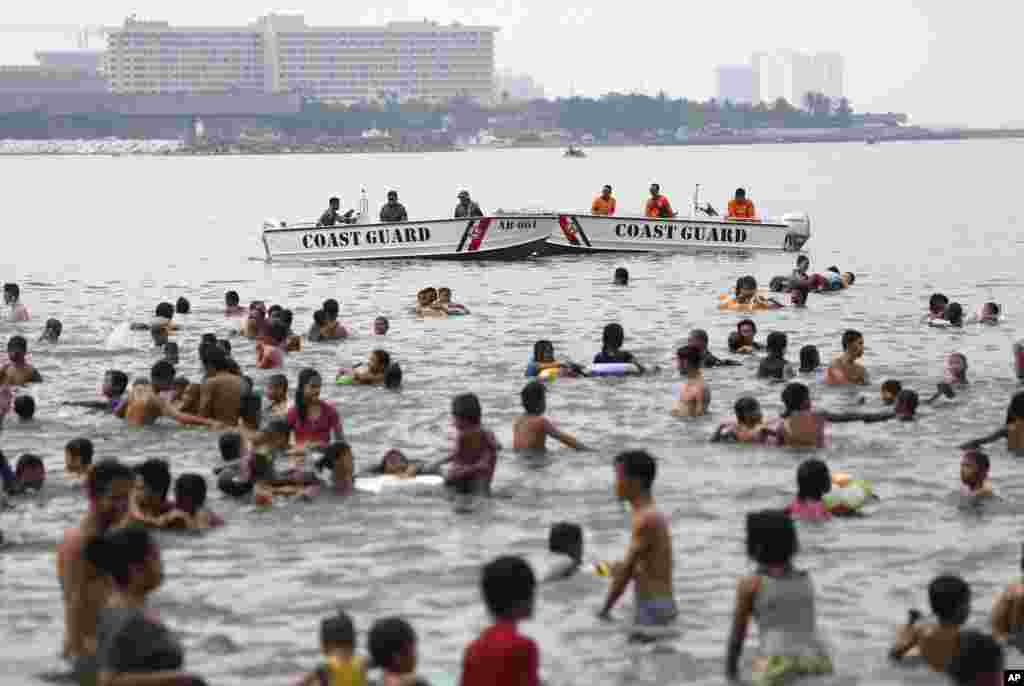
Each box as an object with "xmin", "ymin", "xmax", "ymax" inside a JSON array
[{"xmin": 693, "ymin": 184, "xmax": 701, "ymax": 217}]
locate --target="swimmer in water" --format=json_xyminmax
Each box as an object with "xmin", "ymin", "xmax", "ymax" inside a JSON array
[
  {"xmin": 960, "ymin": 449, "xmax": 994, "ymax": 498},
  {"xmin": 321, "ymin": 299, "xmax": 349, "ymax": 340},
  {"xmin": 926, "ymin": 293, "xmax": 950, "ymax": 320},
  {"xmin": 296, "ymin": 610, "xmax": 366, "ymax": 686},
  {"xmin": 793, "ymin": 255, "xmax": 811, "ymax": 283},
  {"xmin": 14, "ymin": 395, "xmax": 36, "ymax": 421},
  {"xmin": 64, "ymin": 369, "xmax": 129, "ymax": 412},
  {"xmin": 225, "ymin": 290, "xmax": 244, "ymax": 317},
  {"xmin": 599, "ymin": 450, "xmax": 677, "ymax": 631},
  {"xmin": 40, "ymin": 318, "xmax": 62, "ymax": 343},
  {"xmin": 435, "ymin": 287, "xmax": 469, "ymax": 315},
  {"xmin": 890, "ymin": 574, "xmax": 971, "ymax": 672},
  {"xmin": 416, "ymin": 288, "xmax": 445, "ymax": 319},
  {"xmin": 370, "ymin": 617, "xmax": 425, "ymax": 686},
  {"xmin": 356, "ymin": 448, "xmax": 427, "ymax": 479},
  {"xmin": 130, "ymin": 458, "xmax": 175, "ymax": 525},
  {"xmin": 757, "ymin": 332, "xmax": 796, "ymax": 381},
  {"xmin": 527, "ymin": 339, "xmax": 584, "ymax": 377},
  {"xmin": 799, "ymin": 345, "xmax": 822, "ymax": 374},
  {"xmin": 790, "ymin": 283, "xmax": 810, "ymax": 308},
  {"xmin": 880, "ymin": 380, "xmax": 902, "ymax": 405},
  {"xmin": 241, "ymin": 301, "xmax": 268, "ymax": 339},
  {"xmin": 65, "ymin": 438, "xmax": 94, "ymax": 483},
  {"xmin": 1, "ymin": 335, "xmax": 42, "ymax": 385},
  {"xmin": 374, "ymin": 316, "xmax": 389, "ymax": 335},
  {"xmin": 311, "ymin": 442, "xmax": 354, "ymax": 494},
  {"xmin": 351, "ymin": 349, "xmax": 391, "ymax": 385},
  {"xmin": 990, "ymin": 545, "xmax": 1024, "ymax": 650},
  {"xmin": 175, "ymin": 297, "xmax": 190, "ymax": 315},
  {"xmin": 945, "ymin": 353, "xmax": 969, "ymax": 385},
  {"xmin": 150, "ymin": 323, "xmax": 169, "ymax": 348},
  {"xmin": 594, "ymin": 323, "xmax": 646, "ymax": 372},
  {"xmin": 156, "ymin": 473, "xmax": 224, "ymax": 530},
  {"xmin": 163, "ymin": 341, "xmax": 179, "ymax": 365},
  {"xmin": 960, "ymin": 392, "xmax": 1024, "ymax": 455},
  {"xmin": 687, "ymin": 329, "xmax": 741, "ymax": 368},
  {"xmin": 15, "ymin": 453, "xmax": 45, "ymax": 492},
  {"xmin": 728, "ymin": 319, "xmax": 764, "ymax": 354},
  {"xmin": 4, "ymin": 283, "xmax": 30, "ymax": 322},
  {"xmin": 115, "ymin": 361, "xmax": 222, "ymax": 428},
  {"xmin": 825, "ymin": 329, "xmax": 869, "ymax": 386},
  {"xmin": 768, "ymin": 382, "xmax": 892, "ymax": 448},
  {"xmin": 944, "ymin": 303, "xmax": 965, "ymax": 328},
  {"xmin": 255, "ymin": 321, "xmax": 288, "ymax": 370},
  {"xmin": 57, "ymin": 459, "xmax": 136, "ymax": 661},
  {"xmin": 727, "ymin": 509, "xmax": 834, "ymax": 683},
  {"xmin": 784, "ymin": 459, "xmax": 832, "ymax": 521},
  {"xmin": 614, "ymin": 267, "xmax": 629, "ymax": 286},
  {"xmin": 673, "ymin": 345, "xmax": 708, "ymax": 417},
  {"xmin": 711, "ymin": 397, "xmax": 774, "ymax": 444},
  {"xmin": 513, "ymin": 381, "xmax": 586, "ymax": 450},
  {"xmin": 264, "ymin": 374, "xmax": 289, "ymax": 417},
  {"xmin": 543, "ymin": 522, "xmax": 584, "ymax": 582},
  {"xmin": 432, "ymin": 393, "xmax": 500, "ymax": 496},
  {"xmin": 972, "ymin": 302, "xmax": 1001, "ymax": 325},
  {"xmin": 307, "ymin": 310, "xmax": 327, "ymax": 342}
]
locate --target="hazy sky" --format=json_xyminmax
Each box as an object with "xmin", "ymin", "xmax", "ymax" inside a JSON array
[{"xmin": 0, "ymin": 1, "xmax": 1011, "ymax": 126}]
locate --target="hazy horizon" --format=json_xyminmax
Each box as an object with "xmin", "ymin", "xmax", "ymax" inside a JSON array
[{"xmin": 0, "ymin": 1, "xmax": 1013, "ymax": 127}]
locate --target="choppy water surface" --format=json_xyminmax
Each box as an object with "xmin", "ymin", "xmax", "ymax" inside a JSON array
[{"xmin": 1, "ymin": 141, "xmax": 1023, "ymax": 685}]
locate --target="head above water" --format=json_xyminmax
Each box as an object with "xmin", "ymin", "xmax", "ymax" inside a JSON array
[
  {"xmin": 155, "ymin": 302, "xmax": 174, "ymax": 321},
  {"xmin": 602, "ymin": 323, "xmax": 625, "ymax": 352},
  {"xmin": 734, "ymin": 396, "xmax": 762, "ymax": 426},
  {"xmin": 796, "ymin": 458, "xmax": 831, "ymax": 500},
  {"xmin": 781, "ymin": 382, "xmax": 811, "ymax": 417},
  {"xmin": 946, "ymin": 353, "xmax": 969, "ymax": 383},
  {"xmin": 452, "ymin": 392, "xmax": 482, "ymax": 427},
  {"xmin": 945, "ymin": 302, "xmax": 964, "ymax": 326},
  {"xmin": 928, "ymin": 574, "xmax": 971, "ymax": 625},
  {"xmin": 841, "ymin": 329, "xmax": 864, "ymax": 356},
  {"xmin": 798, "ymin": 345, "xmax": 821, "ymax": 373},
  {"xmin": 295, "ymin": 368, "xmax": 323, "ymax": 423},
  {"xmin": 329, "ymin": 197, "xmax": 340, "ymax": 210},
  {"xmin": 549, "ymin": 522, "xmax": 583, "ymax": 562},
  {"xmin": 880, "ymin": 379, "xmax": 903, "ymax": 404},
  {"xmin": 225, "ymin": 290, "xmax": 240, "ymax": 307},
  {"xmin": 384, "ymin": 363, "xmax": 403, "ymax": 390},
  {"xmin": 42, "ymin": 318, "xmax": 62, "ymax": 342},
  {"xmin": 601, "ymin": 184, "xmax": 612, "ymax": 197},
  {"xmin": 765, "ymin": 331, "xmax": 788, "ymax": 356},
  {"xmin": 533, "ymin": 339, "xmax": 554, "ymax": 363},
  {"xmin": 796, "ymin": 255, "xmax": 810, "ymax": 271},
  {"xmin": 105, "ymin": 369, "xmax": 129, "ymax": 397},
  {"xmin": 737, "ymin": 318, "xmax": 757, "ymax": 339},
  {"xmin": 374, "ymin": 316, "xmax": 389, "ymax": 335},
  {"xmin": 85, "ymin": 459, "xmax": 136, "ymax": 524},
  {"xmin": 614, "ymin": 450, "xmax": 657, "ymax": 498},
  {"xmin": 687, "ymin": 329, "xmax": 709, "ymax": 352},
  {"xmin": 387, "ymin": 190, "xmax": 398, "ymax": 202},
  {"xmin": 961, "ymin": 449, "xmax": 990, "ymax": 488},
  {"xmin": 649, "ymin": 183, "xmax": 660, "ymax": 196},
  {"xmin": 3, "ymin": 282, "xmax": 20, "ymax": 304},
  {"xmin": 16, "ymin": 453, "xmax": 45, "ymax": 490},
  {"xmin": 929, "ymin": 293, "xmax": 949, "ymax": 315},
  {"xmin": 150, "ymin": 360, "xmax": 176, "ymax": 390},
  {"xmin": 14, "ymin": 395, "xmax": 35, "ymax": 420},
  {"xmin": 613, "ymin": 267, "xmax": 629, "ymax": 285},
  {"xmin": 734, "ymin": 187, "xmax": 746, "ymax": 199},
  {"xmin": 136, "ymin": 458, "xmax": 172, "ymax": 503},
  {"xmin": 1007, "ymin": 392, "xmax": 1024, "ymax": 425},
  {"xmin": 174, "ymin": 473, "xmax": 207, "ymax": 515},
  {"xmin": 790, "ymin": 284, "xmax": 809, "ymax": 307},
  {"xmin": 521, "ymin": 381, "xmax": 546, "ymax": 416},
  {"xmin": 321, "ymin": 610, "xmax": 356, "ymax": 652},
  {"xmin": 369, "ymin": 617, "xmax": 417, "ymax": 675},
  {"xmin": 746, "ymin": 509, "xmax": 798, "ymax": 567},
  {"xmin": 481, "ymin": 555, "xmax": 536, "ymax": 621},
  {"xmin": 175, "ymin": 297, "xmax": 190, "ymax": 315},
  {"xmin": 676, "ymin": 345, "xmax": 703, "ymax": 373},
  {"xmin": 85, "ymin": 527, "xmax": 161, "ymax": 592},
  {"xmin": 894, "ymin": 389, "xmax": 919, "ymax": 418}
]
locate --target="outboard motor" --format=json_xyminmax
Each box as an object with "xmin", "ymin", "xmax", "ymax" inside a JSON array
[{"xmin": 781, "ymin": 212, "xmax": 811, "ymax": 252}]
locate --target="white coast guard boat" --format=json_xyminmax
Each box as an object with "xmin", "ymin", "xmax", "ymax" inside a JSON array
[
  {"xmin": 261, "ymin": 192, "xmax": 554, "ymax": 263},
  {"xmin": 544, "ymin": 185, "xmax": 811, "ymax": 255}
]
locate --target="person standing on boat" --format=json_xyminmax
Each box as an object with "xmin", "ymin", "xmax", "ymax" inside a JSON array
[
  {"xmin": 645, "ymin": 184, "xmax": 675, "ymax": 219},
  {"xmin": 592, "ymin": 185, "xmax": 617, "ymax": 216},
  {"xmin": 727, "ymin": 188, "xmax": 757, "ymax": 221},
  {"xmin": 379, "ymin": 190, "xmax": 408, "ymax": 223},
  {"xmin": 318, "ymin": 197, "xmax": 355, "ymax": 227},
  {"xmin": 455, "ymin": 190, "xmax": 484, "ymax": 218}
]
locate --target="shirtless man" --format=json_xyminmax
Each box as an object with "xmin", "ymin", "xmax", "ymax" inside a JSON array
[
  {"xmin": 599, "ymin": 450, "xmax": 677, "ymax": 633},
  {"xmin": 1, "ymin": 336, "xmax": 42, "ymax": 385},
  {"xmin": 199, "ymin": 348, "xmax": 244, "ymax": 426},
  {"xmin": 57, "ymin": 459, "xmax": 135, "ymax": 664},
  {"xmin": 890, "ymin": 575, "xmax": 971, "ymax": 672},
  {"xmin": 115, "ymin": 361, "xmax": 219, "ymax": 428},
  {"xmin": 513, "ymin": 381, "xmax": 584, "ymax": 450},
  {"xmin": 672, "ymin": 346, "xmax": 708, "ymax": 417},
  {"xmin": 825, "ymin": 329, "xmax": 869, "ymax": 386}
]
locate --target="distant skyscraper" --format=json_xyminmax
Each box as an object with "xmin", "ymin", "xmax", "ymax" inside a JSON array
[
  {"xmin": 751, "ymin": 50, "xmax": 844, "ymax": 106},
  {"xmin": 715, "ymin": 65, "xmax": 754, "ymax": 104}
]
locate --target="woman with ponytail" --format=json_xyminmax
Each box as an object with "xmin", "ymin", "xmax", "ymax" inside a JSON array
[{"xmin": 288, "ymin": 368, "xmax": 343, "ymax": 448}]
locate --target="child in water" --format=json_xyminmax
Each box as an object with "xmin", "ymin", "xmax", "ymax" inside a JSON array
[
  {"xmin": 65, "ymin": 438, "xmax": 94, "ymax": 483},
  {"xmin": 960, "ymin": 449, "xmax": 994, "ymax": 498},
  {"xmin": 158, "ymin": 473, "xmax": 224, "ymax": 530},
  {"xmin": 357, "ymin": 448, "xmax": 428, "ymax": 480},
  {"xmin": 758, "ymin": 332, "xmax": 796, "ymax": 381},
  {"xmin": 264, "ymin": 374, "xmax": 289, "ymax": 418},
  {"xmin": 711, "ymin": 397, "xmax": 774, "ymax": 444},
  {"xmin": 373, "ymin": 316, "xmax": 389, "ymax": 335},
  {"xmin": 434, "ymin": 393, "xmax": 500, "ymax": 496},
  {"xmin": 825, "ymin": 330, "xmax": 869, "ymax": 386},
  {"xmin": 435, "ymin": 287, "xmax": 469, "ymax": 315},
  {"xmin": 1, "ymin": 336, "xmax": 42, "ymax": 385},
  {"xmin": 728, "ymin": 319, "xmax": 764, "ymax": 354},
  {"xmin": 945, "ymin": 353, "xmax": 969, "ymax": 385},
  {"xmin": 526, "ymin": 340, "xmax": 583, "ymax": 378},
  {"xmin": 881, "ymin": 380, "xmax": 902, "ymax": 405},
  {"xmin": 960, "ymin": 392, "xmax": 1024, "ymax": 455},
  {"xmin": 672, "ymin": 346, "xmax": 708, "ymax": 417},
  {"xmin": 785, "ymin": 459, "xmax": 832, "ymax": 522},
  {"xmin": 513, "ymin": 381, "xmax": 585, "ymax": 450},
  {"xmin": 890, "ymin": 574, "xmax": 971, "ymax": 672},
  {"xmin": 542, "ymin": 522, "xmax": 584, "ymax": 582},
  {"xmin": 4, "ymin": 283, "xmax": 30, "ymax": 322},
  {"xmin": 415, "ymin": 288, "xmax": 445, "ymax": 319},
  {"xmin": 769, "ymin": 382, "xmax": 890, "ymax": 448},
  {"xmin": 40, "ymin": 318, "xmax": 62, "ymax": 343},
  {"xmin": 926, "ymin": 293, "xmax": 950, "ymax": 320},
  {"xmin": 369, "ymin": 618, "xmax": 427, "ymax": 686},
  {"xmin": 297, "ymin": 610, "xmax": 366, "ymax": 686},
  {"xmin": 798, "ymin": 345, "xmax": 821, "ymax": 375},
  {"xmin": 312, "ymin": 442, "xmax": 355, "ymax": 494},
  {"xmin": 255, "ymin": 322, "xmax": 288, "ymax": 370},
  {"xmin": 594, "ymin": 323, "xmax": 645, "ymax": 371},
  {"xmin": 726, "ymin": 509, "xmax": 833, "ymax": 683},
  {"xmin": 351, "ymin": 350, "xmax": 391, "ymax": 385},
  {"xmin": 224, "ymin": 290, "xmax": 245, "ymax": 317}
]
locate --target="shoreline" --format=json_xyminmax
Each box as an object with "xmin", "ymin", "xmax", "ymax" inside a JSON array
[{"xmin": 0, "ymin": 128, "xmax": 1022, "ymax": 156}]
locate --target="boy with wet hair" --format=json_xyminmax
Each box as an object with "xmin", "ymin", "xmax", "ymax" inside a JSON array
[
  {"xmin": 368, "ymin": 617, "xmax": 426, "ymax": 686},
  {"xmin": 543, "ymin": 522, "xmax": 584, "ymax": 582},
  {"xmin": 711, "ymin": 397, "xmax": 773, "ymax": 444},
  {"xmin": 224, "ymin": 290, "xmax": 244, "ymax": 317},
  {"xmin": 825, "ymin": 329, "xmax": 869, "ymax": 385},
  {"xmin": 758, "ymin": 332, "xmax": 795, "ymax": 381},
  {"xmin": 461, "ymin": 556, "xmax": 540, "ymax": 686},
  {"xmin": 4, "ymin": 282, "xmax": 30, "ymax": 322},
  {"xmin": 40, "ymin": 318, "xmax": 63, "ymax": 343},
  {"xmin": 297, "ymin": 610, "xmax": 366, "ymax": 686},
  {"xmin": 1, "ymin": 335, "xmax": 43, "ymax": 384},
  {"xmin": 881, "ymin": 380, "xmax": 902, "ymax": 405},
  {"xmin": 513, "ymin": 381, "xmax": 584, "ymax": 450},
  {"xmin": 890, "ymin": 574, "xmax": 971, "ymax": 672},
  {"xmin": 13, "ymin": 395, "xmax": 35, "ymax": 421},
  {"xmin": 960, "ymin": 449, "xmax": 993, "ymax": 497},
  {"xmin": 158, "ymin": 473, "xmax": 223, "ymax": 530},
  {"xmin": 687, "ymin": 328, "xmax": 741, "ymax": 368}
]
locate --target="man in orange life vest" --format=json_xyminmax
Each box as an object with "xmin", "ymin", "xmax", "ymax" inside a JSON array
[
  {"xmin": 645, "ymin": 183, "xmax": 675, "ymax": 219},
  {"xmin": 592, "ymin": 185, "xmax": 616, "ymax": 216},
  {"xmin": 727, "ymin": 188, "xmax": 757, "ymax": 221}
]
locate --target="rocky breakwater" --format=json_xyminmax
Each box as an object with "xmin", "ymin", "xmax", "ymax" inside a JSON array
[{"xmin": 0, "ymin": 139, "xmax": 183, "ymax": 155}]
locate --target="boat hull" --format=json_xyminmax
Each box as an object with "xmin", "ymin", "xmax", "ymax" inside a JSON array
[
  {"xmin": 261, "ymin": 215, "xmax": 555, "ymax": 263},
  {"xmin": 544, "ymin": 214, "xmax": 809, "ymax": 254}
]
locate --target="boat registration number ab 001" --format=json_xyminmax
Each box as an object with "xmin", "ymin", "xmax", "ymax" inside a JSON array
[{"xmin": 498, "ymin": 219, "xmax": 537, "ymax": 231}]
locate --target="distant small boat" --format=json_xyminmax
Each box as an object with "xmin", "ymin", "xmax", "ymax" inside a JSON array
[{"xmin": 564, "ymin": 146, "xmax": 586, "ymax": 158}]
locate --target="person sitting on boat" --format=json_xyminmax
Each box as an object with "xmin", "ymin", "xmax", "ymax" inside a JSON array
[
  {"xmin": 726, "ymin": 188, "xmax": 757, "ymax": 221},
  {"xmin": 645, "ymin": 183, "xmax": 675, "ymax": 219},
  {"xmin": 592, "ymin": 185, "xmax": 616, "ymax": 216},
  {"xmin": 454, "ymin": 190, "xmax": 484, "ymax": 218},
  {"xmin": 379, "ymin": 190, "xmax": 408, "ymax": 223},
  {"xmin": 318, "ymin": 197, "xmax": 355, "ymax": 227}
]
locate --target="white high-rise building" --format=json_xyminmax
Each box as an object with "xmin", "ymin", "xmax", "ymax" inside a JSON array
[
  {"xmin": 105, "ymin": 14, "xmax": 498, "ymax": 104},
  {"xmin": 715, "ymin": 65, "xmax": 754, "ymax": 104},
  {"xmin": 751, "ymin": 50, "xmax": 844, "ymax": 106}
]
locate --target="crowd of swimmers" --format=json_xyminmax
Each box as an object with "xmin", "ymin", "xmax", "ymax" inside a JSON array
[{"xmin": 0, "ymin": 265, "xmax": 1021, "ymax": 686}]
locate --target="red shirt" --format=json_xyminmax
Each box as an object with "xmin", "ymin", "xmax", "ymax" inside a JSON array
[
  {"xmin": 460, "ymin": 621, "xmax": 539, "ymax": 686},
  {"xmin": 287, "ymin": 401, "xmax": 341, "ymax": 446}
]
